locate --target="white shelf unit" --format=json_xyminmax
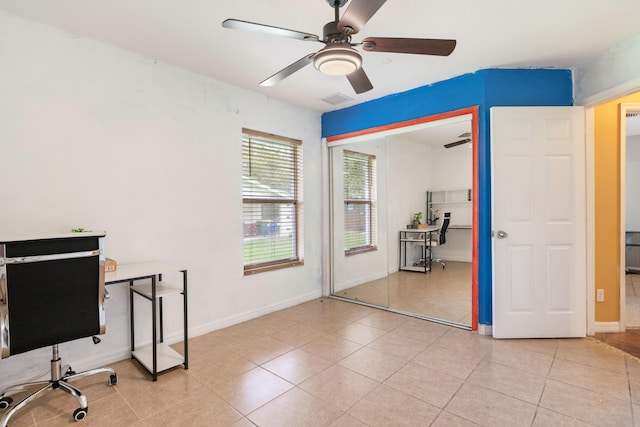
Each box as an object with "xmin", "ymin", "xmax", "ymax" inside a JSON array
[
  {"xmin": 131, "ymin": 342, "xmax": 184, "ymax": 374},
  {"xmin": 129, "ymin": 271, "xmax": 188, "ymax": 381},
  {"xmin": 399, "ymin": 229, "xmax": 431, "ymax": 273},
  {"xmin": 427, "ymin": 189, "xmax": 472, "ymax": 227}
]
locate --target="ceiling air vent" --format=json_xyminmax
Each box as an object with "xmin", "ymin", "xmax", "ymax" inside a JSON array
[{"xmin": 321, "ymin": 93, "xmax": 353, "ymax": 106}]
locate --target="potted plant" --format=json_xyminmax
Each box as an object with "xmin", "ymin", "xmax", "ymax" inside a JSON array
[{"xmin": 412, "ymin": 212, "xmax": 423, "ymax": 226}]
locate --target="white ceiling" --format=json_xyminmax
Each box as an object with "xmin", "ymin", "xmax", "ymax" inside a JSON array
[{"xmin": 0, "ymin": 0, "xmax": 639, "ymax": 113}]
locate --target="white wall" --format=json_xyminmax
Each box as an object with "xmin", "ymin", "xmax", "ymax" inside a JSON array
[
  {"xmin": 428, "ymin": 142, "xmax": 473, "ymax": 262},
  {"xmin": 386, "ymin": 135, "xmax": 433, "ymax": 271},
  {"xmin": 0, "ymin": 12, "xmax": 322, "ymax": 387},
  {"xmin": 575, "ymin": 33, "xmax": 640, "ymax": 105},
  {"xmin": 331, "ymin": 139, "xmax": 390, "ymax": 291}
]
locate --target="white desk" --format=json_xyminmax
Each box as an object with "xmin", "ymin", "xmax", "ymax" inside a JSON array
[{"xmin": 106, "ymin": 261, "xmax": 188, "ymax": 381}]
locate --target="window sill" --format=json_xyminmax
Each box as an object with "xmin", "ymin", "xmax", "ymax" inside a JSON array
[
  {"xmin": 345, "ymin": 246, "xmax": 377, "ymax": 257},
  {"xmin": 244, "ymin": 260, "xmax": 304, "ymax": 275}
]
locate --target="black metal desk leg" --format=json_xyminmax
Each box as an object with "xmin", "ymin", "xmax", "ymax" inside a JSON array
[
  {"xmin": 158, "ymin": 274, "xmax": 164, "ymax": 343},
  {"xmin": 182, "ymin": 269, "xmax": 188, "ymax": 369},
  {"xmin": 151, "ymin": 275, "xmax": 157, "ymax": 381},
  {"xmin": 159, "ymin": 296, "xmax": 164, "ymax": 343},
  {"xmin": 129, "ymin": 280, "xmax": 135, "ymax": 354}
]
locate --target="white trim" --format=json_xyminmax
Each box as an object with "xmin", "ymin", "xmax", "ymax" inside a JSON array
[
  {"xmin": 333, "ymin": 271, "xmax": 388, "ymax": 293},
  {"xmin": 188, "ymin": 289, "xmax": 323, "ymax": 338},
  {"xmin": 576, "ymin": 76, "xmax": 640, "ymax": 107},
  {"xmin": 619, "ymin": 103, "xmax": 640, "ymax": 332},
  {"xmin": 620, "ymin": 104, "xmax": 627, "ymax": 332},
  {"xmin": 326, "ymin": 114, "xmax": 473, "ymax": 147},
  {"xmin": 478, "ymin": 324, "xmax": 493, "ymax": 336},
  {"xmin": 585, "ymin": 107, "xmax": 596, "ymax": 336},
  {"xmin": 322, "ymin": 138, "xmax": 331, "ymax": 297},
  {"xmin": 594, "ymin": 321, "xmax": 622, "ymax": 333}
]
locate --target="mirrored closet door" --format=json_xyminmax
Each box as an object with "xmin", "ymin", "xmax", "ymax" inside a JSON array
[{"xmin": 329, "ymin": 114, "xmax": 474, "ymax": 328}]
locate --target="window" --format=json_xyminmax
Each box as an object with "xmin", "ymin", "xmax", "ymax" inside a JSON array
[
  {"xmin": 343, "ymin": 150, "xmax": 377, "ymax": 255},
  {"xmin": 242, "ymin": 129, "xmax": 303, "ymax": 274}
]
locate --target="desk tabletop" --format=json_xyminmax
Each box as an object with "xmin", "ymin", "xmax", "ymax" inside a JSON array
[
  {"xmin": 105, "ymin": 261, "xmax": 185, "ymax": 284},
  {"xmin": 401, "ymin": 226, "xmax": 439, "ymax": 232}
]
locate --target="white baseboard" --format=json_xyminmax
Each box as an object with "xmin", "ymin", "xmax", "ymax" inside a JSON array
[
  {"xmin": 594, "ymin": 321, "xmax": 621, "ymax": 333},
  {"xmin": 189, "ymin": 289, "xmax": 323, "ymax": 338},
  {"xmin": 478, "ymin": 324, "xmax": 493, "ymax": 336},
  {"xmin": 333, "ymin": 272, "xmax": 388, "ymax": 293}
]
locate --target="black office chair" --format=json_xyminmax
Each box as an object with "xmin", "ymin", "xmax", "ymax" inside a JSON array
[
  {"xmin": 427, "ymin": 212, "xmax": 451, "ymax": 268},
  {"xmin": 0, "ymin": 233, "xmax": 117, "ymax": 426}
]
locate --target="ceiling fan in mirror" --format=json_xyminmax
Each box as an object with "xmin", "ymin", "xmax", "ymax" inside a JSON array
[
  {"xmin": 222, "ymin": 0, "xmax": 457, "ymax": 94},
  {"xmin": 444, "ymin": 132, "xmax": 472, "ymax": 149}
]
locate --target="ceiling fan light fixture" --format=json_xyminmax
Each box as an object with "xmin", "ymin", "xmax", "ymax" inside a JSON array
[{"xmin": 314, "ymin": 45, "xmax": 362, "ymax": 76}]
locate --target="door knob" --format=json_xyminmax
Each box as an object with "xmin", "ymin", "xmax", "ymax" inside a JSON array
[{"xmin": 496, "ymin": 230, "xmax": 508, "ymax": 239}]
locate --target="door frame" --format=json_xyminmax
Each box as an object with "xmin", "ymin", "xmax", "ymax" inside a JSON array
[
  {"xmin": 586, "ymin": 108, "xmax": 596, "ymax": 335},
  {"xmin": 584, "ymin": 88, "xmax": 640, "ymax": 335},
  {"xmin": 619, "ymin": 103, "xmax": 640, "ymax": 331},
  {"xmin": 325, "ymin": 106, "xmax": 480, "ymax": 331}
]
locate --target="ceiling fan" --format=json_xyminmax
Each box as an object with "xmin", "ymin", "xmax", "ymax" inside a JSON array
[
  {"xmin": 222, "ymin": 0, "xmax": 456, "ymax": 94},
  {"xmin": 444, "ymin": 132, "xmax": 471, "ymax": 149}
]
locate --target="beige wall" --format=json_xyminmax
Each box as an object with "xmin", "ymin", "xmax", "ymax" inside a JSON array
[{"xmin": 594, "ymin": 92, "xmax": 640, "ymax": 321}]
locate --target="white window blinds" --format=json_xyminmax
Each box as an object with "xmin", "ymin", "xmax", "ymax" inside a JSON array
[
  {"xmin": 343, "ymin": 150, "xmax": 377, "ymax": 254},
  {"xmin": 242, "ymin": 129, "xmax": 303, "ymax": 274}
]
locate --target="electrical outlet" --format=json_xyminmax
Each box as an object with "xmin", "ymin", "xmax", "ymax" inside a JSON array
[{"xmin": 596, "ymin": 289, "xmax": 605, "ymax": 302}]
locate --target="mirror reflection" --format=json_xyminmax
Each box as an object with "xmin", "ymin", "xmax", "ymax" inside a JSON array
[{"xmin": 330, "ymin": 115, "xmax": 473, "ymax": 328}]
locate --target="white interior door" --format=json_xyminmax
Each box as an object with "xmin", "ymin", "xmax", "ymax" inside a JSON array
[{"xmin": 492, "ymin": 106, "xmax": 586, "ymax": 338}]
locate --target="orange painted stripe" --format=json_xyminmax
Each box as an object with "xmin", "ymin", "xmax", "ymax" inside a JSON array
[
  {"xmin": 325, "ymin": 107, "xmax": 479, "ymax": 144},
  {"xmin": 470, "ymin": 107, "xmax": 479, "ymax": 332}
]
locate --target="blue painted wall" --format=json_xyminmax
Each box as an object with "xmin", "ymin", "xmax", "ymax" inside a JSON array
[{"xmin": 322, "ymin": 68, "xmax": 574, "ymax": 327}]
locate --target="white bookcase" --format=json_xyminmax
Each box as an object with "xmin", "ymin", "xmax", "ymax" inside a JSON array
[{"xmin": 427, "ymin": 189, "xmax": 472, "ymax": 228}]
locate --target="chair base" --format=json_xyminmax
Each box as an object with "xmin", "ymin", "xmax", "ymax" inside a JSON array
[
  {"xmin": 432, "ymin": 258, "xmax": 446, "ymax": 268},
  {"xmin": 0, "ymin": 345, "xmax": 117, "ymax": 427},
  {"xmin": 415, "ymin": 257, "xmax": 447, "ymax": 270}
]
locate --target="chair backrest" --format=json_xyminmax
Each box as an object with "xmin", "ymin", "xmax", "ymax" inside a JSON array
[
  {"xmin": 0, "ymin": 233, "xmax": 106, "ymax": 357},
  {"xmin": 438, "ymin": 212, "xmax": 451, "ymax": 245}
]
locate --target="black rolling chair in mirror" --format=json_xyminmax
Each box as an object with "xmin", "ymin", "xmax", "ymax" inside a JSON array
[
  {"xmin": 0, "ymin": 233, "xmax": 117, "ymax": 426},
  {"xmin": 427, "ymin": 212, "xmax": 451, "ymax": 269}
]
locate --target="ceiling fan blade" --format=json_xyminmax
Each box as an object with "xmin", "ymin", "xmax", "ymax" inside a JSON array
[
  {"xmin": 260, "ymin": 53, "xmax": 316, "ymax": 87},
  {"xmin": 346, "ymin": 67, "xmax": 373, "ymax": 94},
  {"xmin": 222, "ymin": 19, "xmax": 320, "ymax": 42},
  {"xmin": 362, "ymin": 37, "xmax": 456, "ymax": 56},
  {"xmin": 337, "ymin": 0, "xmax": 387, "ymax": 35},
  {"xmin": 444, "ymin": 138, "xmax": 471, "ymax": 149}
]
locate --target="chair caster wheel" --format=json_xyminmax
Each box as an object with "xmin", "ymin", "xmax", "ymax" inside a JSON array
[
  {"xmin": 0, "ymin": 396, "xmax": 13, "ymax": 409},
  {"xmin": 73, "ymin": 407, "xmax": 88, "ymax": 421},
  {"xmin": 109, "ymin": 374, "xmax": 118, "ymax": 386}
]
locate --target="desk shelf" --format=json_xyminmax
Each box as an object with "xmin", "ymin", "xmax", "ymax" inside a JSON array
[
  {"xmin": 129, "ymin": 269, "xmax": 188, "ymax": 381},
  {"xmin": 107, "ymin": 263, "xmax": 189, "ymax": 381},
  {"xmin": 399, "ymin": 229, "xmax": 432, "ymax": 273},
  {"xmin": 129, "ymin": 270, "xmax": 188, "ymax": 381},
  {"xmin": 131, "ymin": 282, "xmax": 183, "ymax": 299},
  {"xmin": 132, "ymin": 343, "xmax": 184, "ymax": 374}
]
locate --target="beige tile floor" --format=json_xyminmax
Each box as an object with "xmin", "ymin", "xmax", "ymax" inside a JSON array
[
  {"xmin": 3, "ymin": 298, "xmax": 640, "ymax": 426},
  {"xmin": 627, "ymin": 273, "xmax": 640, "ymax": 327},
  {"xmin": 336, "ymin": 261, "xmax": 472, "ymax": 326}
]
